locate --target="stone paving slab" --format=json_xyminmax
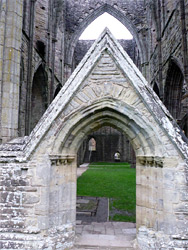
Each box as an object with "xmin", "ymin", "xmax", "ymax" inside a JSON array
[
  {"xmin": 74, "ymin": 234, "xmax": 135, "ymax": 248},
  {"xmin": 76, "ymin": 222, "xmax": 136, "ymax": 236},
  {"xmin": 75, "ymin": 168, "xmax": 136, "ymax": 249}
]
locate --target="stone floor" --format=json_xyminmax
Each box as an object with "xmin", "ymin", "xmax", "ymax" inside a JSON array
[
  {"xmin": 77, "ymin": 163, "xmax": 89, "ymax": 178},
  {"xmin": 77, "ymin": 196, "xmax": 108, "ymax": 223},
  {"xmin": 75, "ymin": 165, "xmax": 137, "ymax": 249},
  {"xmin": 73, "ymin": 221, "xmax": 136, "ymax": 249}
]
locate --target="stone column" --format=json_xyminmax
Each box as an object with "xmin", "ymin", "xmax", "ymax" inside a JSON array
[{"xmin": 0, "ymin": 0, "xmax": 23, "ymax": 142}]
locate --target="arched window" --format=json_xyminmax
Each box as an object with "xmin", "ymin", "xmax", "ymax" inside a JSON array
[
  {"xmin": 182, "ymin": 114, "xmax": 188, "ymax": 137},
  {"xmin": 30, "ymin": 65, "xmax": 48, "ymax": 131},
  {"xmin": 72, "ymin": 12, "xmax": 138, "ymax": 70},
  {"xmin": 36, "ymin": 40, "xmax": 45, "ymax": 58},
  {"xmin": 88, "ymin": 138, "xmax": 96, "ymax": 151},
  {"xmin": 65, "ymin": 4, "xmax": 147, "ymax": 78},
  {"xmin": 79, "ymin": 13, "xmax": 133, "ymax": 40},
  {"xmin": 164, "ymin": 60, "xmax": 184, "ymax": 119}
]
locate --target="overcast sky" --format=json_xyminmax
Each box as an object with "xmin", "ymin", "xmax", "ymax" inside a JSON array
[{"xmin": 79, "ymin": 13, "xmax": 133, "ymax": 40}]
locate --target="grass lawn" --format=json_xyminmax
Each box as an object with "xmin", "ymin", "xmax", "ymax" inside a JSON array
[{"xmin": 77, "ymin": 162, "xmax": 136, "ymax": 222}]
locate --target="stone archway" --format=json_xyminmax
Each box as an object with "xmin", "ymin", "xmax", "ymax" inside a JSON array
[{"xmin": 0, "ymin": 29, "xmax": 188, "ymax": 250}]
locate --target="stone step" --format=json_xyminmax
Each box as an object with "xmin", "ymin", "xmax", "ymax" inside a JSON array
[{"xmin": 74, "ymin": 233, "xmax": 135, "ymax": 249}]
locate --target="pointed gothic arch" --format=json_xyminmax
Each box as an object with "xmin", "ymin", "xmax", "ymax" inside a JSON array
[
  {"xmin": 65, "ymin": 4, "xmax": 147, "ymax": 70},
  {"xmin": 30, "ymin": 64, "xmax": 48, "ymax": 131},
  {"xmin": 51, "ymin": 100, "xmax": 163, "ymax": 157},
  {"xmin": 88, "ymin": 137, "xmax": 96, "ymax": 151}
]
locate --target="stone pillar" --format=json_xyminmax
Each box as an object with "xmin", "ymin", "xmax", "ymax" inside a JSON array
[
  {"xmin": 136, "ymin": 156, "xmax": 164, "ymax": 230},
  {"xmin": 0, "ymin": 0, "xmax": 23, "ymax": 142}
]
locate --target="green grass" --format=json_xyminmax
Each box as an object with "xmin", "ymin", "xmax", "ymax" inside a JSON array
[{"xmin": 77, "ymin": 162, "xmax": 136, "ymax": 222}]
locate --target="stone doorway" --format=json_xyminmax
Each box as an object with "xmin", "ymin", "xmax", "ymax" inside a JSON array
[{"xmin": 0, "ymin": 29, "xmax": 188, "ymax": 249}]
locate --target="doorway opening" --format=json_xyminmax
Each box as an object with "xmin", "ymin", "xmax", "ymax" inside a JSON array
[
  {"xmin": 77, "ymin": 126, "xmax": 135, "ymax": 167},
  {"xmin": 75, "ymin": 126, "xmax": 136, "ymax": 247}
]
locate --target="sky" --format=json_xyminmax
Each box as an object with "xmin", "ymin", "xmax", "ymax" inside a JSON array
[{"xmin": 79, "ymin": 13, "xmax": 133, "ymax": 40}]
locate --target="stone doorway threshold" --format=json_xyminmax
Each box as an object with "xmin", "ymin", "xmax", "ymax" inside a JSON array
[
  {"xmin": 73, "ymin": 221, "xmax": 136, "ymax": 249},
  {"xmin": 75, "ymin": 197, "xmax": 136, "ymax": 249}
]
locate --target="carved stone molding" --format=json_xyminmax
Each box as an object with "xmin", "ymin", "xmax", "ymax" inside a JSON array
[
  {"xmin": 137, "ymin": 156, "xmax": 163, "ymax": 168},
  {"xmin": 49, "ymin": 154, "xmax": 75, "ymax": 165}
]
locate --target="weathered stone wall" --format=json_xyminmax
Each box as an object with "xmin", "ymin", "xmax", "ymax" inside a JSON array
[
  {"xmin": 1, "ymin": 0, "xmax": 188, "ymax": 141},
  {"xmin": 0, "ymin": 0, "xmax": 23, "ymax": 142},
  {"xmin": 0, "ymin": 159, "xmax": 75, "ymax": 249},
  {"xmin": 34, "ymin": 0, "xmax": 49, "ymax": 48},
  {"xmin": 148, "ymin": 1, "xmax": 183, "ymax": 86},
  {"xmin": 18, "ymin": 0, "xmax": 65, "ymax": 136},
  {"xmin": 0, "ymin": 29, "xmax": 188, "ymax": 249},
  {"xmin": 145, "ymin": 0, "xmax": 188, "ymax": 136},
  {"xmin": 137, "ymin": 157, "xmax": 188, "ymax": 249},
  {"xmin": 64, "ymin": 0, "xmax": 148, "ymax": 80}
]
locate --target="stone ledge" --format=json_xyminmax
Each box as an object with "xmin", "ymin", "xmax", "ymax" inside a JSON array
[
  {"xmin": 49, "ymin": 154, "xmax": 75, "ymax": 165},
  {"xmin": 137, "ymin": 156, "xmax": 163, "ymax": 168}
]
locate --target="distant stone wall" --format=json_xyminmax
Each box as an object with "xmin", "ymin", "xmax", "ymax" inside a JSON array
[
  {"xmin": 64, "ymin": 0, "xmax": 148, "ymax": 78},
  {"xmin": 19, "ymin": 0, "xmax": 65, "ymax": 136},
  {"xmin": 73, "ymin": 39, "xmax": 140, "ymax": 70},
  {"xmin": 148, "ymin": 2, "xmax": 184, "ymax": 87},
  {"xmin": 77, "ymin": 126, "xmax": 135, "ymax": 165}
]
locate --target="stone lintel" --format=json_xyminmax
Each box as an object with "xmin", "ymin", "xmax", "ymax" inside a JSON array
[
  {"xmin": 137, "ymin": 156, "xmax": 163, "ymax": 168},
  {"xmin": 49, "ymin": 154, "xmax": 75, "ymax": 165}
]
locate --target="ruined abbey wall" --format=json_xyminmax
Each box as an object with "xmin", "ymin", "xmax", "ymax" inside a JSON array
[
  {"xmin": 0, "ymin": 0, "xmax": 187, "ymax": 177},
  {"xmin": 1, "ymin": 0, "xmax": 188, "ymax": 141},
  {"xmin": 0, "ymin": 28, "xmax": 188, "ymax": 249},
  {"xmin": 0, "ymin": 1, "xmax": 188, "ymax": 248}
]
